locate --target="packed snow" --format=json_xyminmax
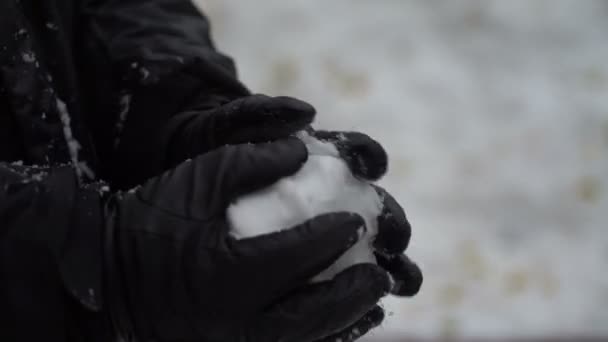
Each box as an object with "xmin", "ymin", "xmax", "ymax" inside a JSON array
[{"xmin": 228, "ymin": 132, "xmax": 382, "ymax": 281}]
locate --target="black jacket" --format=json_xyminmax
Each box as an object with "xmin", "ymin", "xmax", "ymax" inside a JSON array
[{"xmin": 0, "ymin": 0, "xmax": 245, "ymax": 340}]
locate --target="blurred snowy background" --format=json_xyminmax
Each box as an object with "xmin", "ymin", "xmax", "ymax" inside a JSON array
[{"xmin": 196, "ymin": 0, "xmax": 608, "ymax": 340}]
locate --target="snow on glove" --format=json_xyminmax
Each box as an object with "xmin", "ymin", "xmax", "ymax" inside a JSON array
[
  {"xmin": 104, "ymin": 137, "xmax": 391, "ymax": 341},
  {"xmin": 310, "ymin": 129, "xmax": 388, "ymax": 181}
]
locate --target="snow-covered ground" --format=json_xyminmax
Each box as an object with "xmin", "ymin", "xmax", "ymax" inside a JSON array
[{"xmin": 197, "ymin": 0, "xmax": 608, "ymax": 339}]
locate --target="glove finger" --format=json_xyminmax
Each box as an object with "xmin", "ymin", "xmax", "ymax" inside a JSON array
[
  {"xmin": 213, "ymin": 136, "xmax": 308, "ymax": 207},
  {"xmin": 375, "ymin": 252, "xmax": 423, "ymax": 297},
  {"xmin": 311, "ymin": 130, "xmax": 388, "ymax": 181},
  {"xmin": 141, "ymin": 137, "xmax": 308, "ymax": 216},
  {"xmin": 315, "ymin": 305, "xmax": 385, "ymax": 342},
  {"xmin": 246, "ymin": 264, "xmax": 390, "ymax": 342},
  {"xmin": 373, "ymin": 185, "xmax": 411, "ymax": 255},
  {"xmin": 214, "ymin": 94, "xmax": 316, "ymax": 146},
  {"xmin": 228, "ymin": 212, "xmax": 365, "ymax": 299}
]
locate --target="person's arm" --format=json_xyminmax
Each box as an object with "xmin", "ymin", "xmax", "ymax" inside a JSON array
[
  {"xmin": 83, "ymin": 0, "xmax": 316, "ymax": 189},
  {"xmin": 86, "ymin": 0, "xmax": 239, "ymax": 78}
]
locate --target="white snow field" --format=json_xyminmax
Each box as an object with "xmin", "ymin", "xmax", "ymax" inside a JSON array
[
  {"xmin": 228, "ymin": 132, "xmax": 381, "ymax": 281},
  {"xmin": 198, "ymin": 0, "xmax": 608, "ymax": 340}
]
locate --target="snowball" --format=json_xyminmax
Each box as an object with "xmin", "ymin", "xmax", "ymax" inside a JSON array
[{"xmin": 227, "ymin": 133, "xmax": 382, "ymax": 281}]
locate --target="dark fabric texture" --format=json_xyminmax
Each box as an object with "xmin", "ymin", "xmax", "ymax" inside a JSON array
[
  {"xmin": 0, "ymin": 163, "xmax": 110, "ymax": 341},
  {"xmin": 79, "ymin": 0, "xmax": 256, "ymax": 189},
  {"xmin": 0, "ymin": 0, "xmax": 255, "ymax": 340},
  {"xmin": 0, "ymin": 0, "xmax": 252, "ymax": 185}
]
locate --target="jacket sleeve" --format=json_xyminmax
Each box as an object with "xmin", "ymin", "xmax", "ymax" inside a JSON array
[
  {"xmin": 86, "ymin": 0, "xmax": 241, "ymax": 82},
  {"xmin": 0, "ymin": 162, "xmax": 105, "ymax": 311},
  {"xmin": 83, "ymin": 0, "xmax": 250, "ymax": 188}
]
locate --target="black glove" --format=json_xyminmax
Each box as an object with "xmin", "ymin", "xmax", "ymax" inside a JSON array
[
  {"xmin": 315, "ymin": 305, "xmax": 385, "ymax": 342},
  {"xmin": 310, "ymin": 130, "xmax": 388, "ymax": 181},
  {"xmin": 312, "ymin": 130, "xmax": 423, "ymax": 297},
  {"xmin": 114, "ymin": 90, "xmax": 316, "ymax": 190},
  {"xmin": 104, "ymin": 137, "xmax": 391, "ymax": 341},
  {"xmin": 165, "ymin": 94, "xmax": 317, "ymax": 167},
  {"xmin": 373, "ymin": 186, "xmax": 423, "ymax": 296}
]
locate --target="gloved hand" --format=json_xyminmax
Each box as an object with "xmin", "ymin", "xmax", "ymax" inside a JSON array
[
  {"xmin": 104, "ymin": 137, "xmax": 391, "ymax": 341},
  {"xmin": 312, "ymin": 130, "xmax": 423, "ymax": 298},
  {"xmin": 316, "ymin": 130, "xmax": 422, "ymax": 342},
  {"xmin": 114, "ymin": 88, "xmax": 316, "ymax": 189},
  {"xmin": 165, "ymin": 94, "xmax": 317, "ymax": 166}
]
